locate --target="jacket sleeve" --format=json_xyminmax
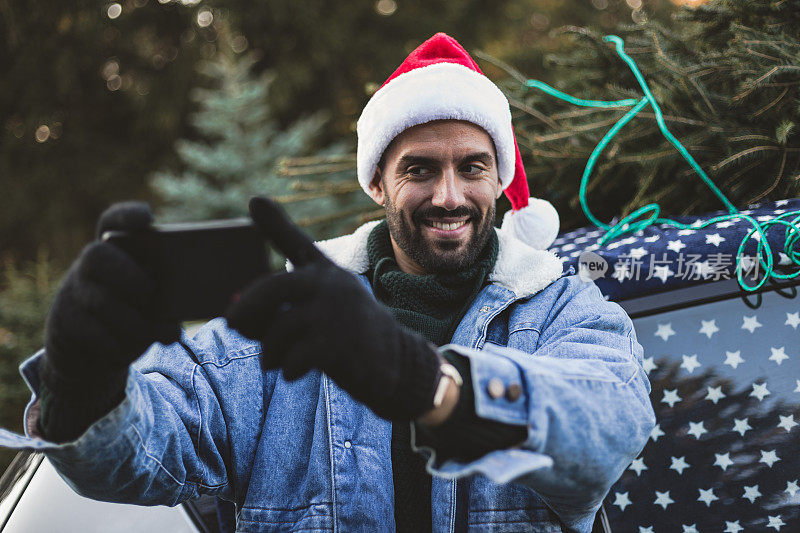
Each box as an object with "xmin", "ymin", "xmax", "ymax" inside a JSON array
[
  {"xmin": 0, "ymin": 320, "xmax": 260, "ymax": 507},
  {"xmin": 412, "ymin": 278, "xmax": 656, "ymax": 532}
]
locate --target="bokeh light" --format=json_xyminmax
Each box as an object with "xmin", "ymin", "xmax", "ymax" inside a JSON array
[
  {"xmin": 35, "ymin": 125, "xmax": 50, "ymax": 143},
  {"xmin": 197, "ymin": 10, "xmax": 213, "ymax": 27},
  {"xmin": 591, "ymin": 0, "xmax": 609, "ymax": 9},
  {"xmin": 106, "ymin": 74, "xmax": 122, "ymax": 91},
  {"xmin": 375, "ymin": 0, "xmax": 397, "ymax": 17},
  {"xmin": 231, "ymin": 35, "xmax": 249, "ymax": 53},
  {"xmin": 626, "ymin": 0, "xmax": 643, "ymax": 9},
  {"xmin": 107, "ymin": 3, "xmax": 122, "ymax": 19}
]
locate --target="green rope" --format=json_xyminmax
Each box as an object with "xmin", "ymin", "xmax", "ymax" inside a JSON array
[{"xmin": 523, "ymin": 34, "xmax": 800, "ymax": 292}]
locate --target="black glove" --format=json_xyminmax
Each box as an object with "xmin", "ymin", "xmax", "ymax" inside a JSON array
[
  {"xmin": 38, "ymin": 202, "xmax": 181, "ymax": 442},
  {"xmin": 226, "ymin": 197, "xmax": 442, "ymax": 421}
]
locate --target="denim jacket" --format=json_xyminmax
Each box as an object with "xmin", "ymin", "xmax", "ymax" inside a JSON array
[{"xmin": 0, "ymin": 222, "xmax": 655, "ymax": 532}]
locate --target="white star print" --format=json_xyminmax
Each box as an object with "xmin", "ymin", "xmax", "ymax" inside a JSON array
[
  {"xmin": 705, "ymin": 386, "xmax": 726, "ymax": 404},
  {"xmin": 642, "ymin": 357, "xmax": 656, "ymax": 373},
  {"xmin": 653, "ymin": 490, "xmax": 674, "ymax": 510},
  {"xmin": 662, "ymin": 389, "xmax": 681, "ymax": 408},
  {"xmin": 666, "ymin": 239, "xmax": 686, "ymax": 253},
  {"xmin": 742, "ymin": 315, "xmax": 762, "ymax": 333},
  {"xmin": 751, "ymin": 382, "xmax": 770, "ymax": 401},
  {"xmin": 699, "ymin": 319, "xmax": 719, "ymax": 338},
  {"xmin": 777, "ymin": 415, "xmax": 797, "ymax": 432},
  {"xmin": 682, "ymin": 525, "xmax": 698, "ymax": 533},
  {"xmin": 688, "ymin": 421, "xmax": 707, "ymax": 439},
  {"xmin": 691, "ymin": 218, "xmax": 704, "ymax": 227},
  {"xmin": 629, "ymin": 246, "xmax": 648, "ymax": 260},
  {"xmin": 613, "ymin": 491, "xmax": 632, "ymax": 511},
  {"xmin": 655, "ymin": 323, "xmax": 675, "ymax": 341},
  {"xmin": 677, "ymin": 228, "xmax": 695, "ymax": 235},
  {"xmin": 644, "ymin": 235, "xmax": 659, "ymax": 242},
  {"xmin": 732, "ymin": 418, "xmax": 752, "ymax": 437},
  {"xmin": 650, "ymin": 424, "xmax": 665, "ymax": 442},
  {"xmin": 653, "ymin": 264, "xmax": 674, "ymax": 283},
  {"xmin": 769, "ymin": 346, "xmax": 789, "ymax": 365},
  {"xmin": 785, "ymin": 480, "xmax": 799, "ymax": 497},
  {"xmin": 776, "ymin": 199, "xmax": 790, "ymax": 206},
  {"xmin": 629, "ymin": 457, "xmax": 648, "ymax": 476},
  {"xmin": 681, "ymin": 354, "xmax": 701, "ymax": 373},
  {"xmin": 742, "ymin": 485, "xmax": 761, "ymax": 503},
  {"xmin": 697, "ymin": 487, "xmax": 718, "ymax": 506},
  {"xmin": 714, "ymin": 452, "xmax": 734, "ymax": 471},
  {"xmin": 724, "ymin": 350, "xmax": 745, "ymax": 369},
  {"xmin": 795, "ymin": 380, "xmax": 800, "ymax": 393},
  {"xmin": 766, "ymin": 515, "xmax": 785, "ymax": 531},
  {"xmin": 724, "ymin": 521, "xmax": 744, "ymax": 533},
  {"xmin": 706, "ymin": 233, "xmax": 726, "ymax": 246},
  {"xmin": 786, "ymin": 312, "xmax": 800, "ymax": 329},
  {"xmin": 639, "ymin": 527, "xmax": 654, "ymax": 533},
  {"xmin": 670, "ymin": 456, "xmax": 690, "ymax": 474},
  {"xmin": 779, "ymin": 252, "xmax": 792, "ymax": 265},
  {"xmin": 760, "ymin": 449, "xmax": 780, "ymax": 468},
  {"xmin": 715, "ymin": 219, "xmax": 736, "ymax": 228}
]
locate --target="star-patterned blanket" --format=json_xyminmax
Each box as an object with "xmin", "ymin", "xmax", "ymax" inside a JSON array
[
  {"xmin": 564, "ymin": 200, "xmax": 800, "ymax": 532},
  {"xmin": 548, "ymin": 198, "xmax": 800, "ymax": 301}
]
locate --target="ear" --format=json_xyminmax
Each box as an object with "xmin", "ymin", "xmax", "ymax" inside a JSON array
[
  {"xmin": 495, "ymin": 178, "xmax": 504, "ymax": 200},
  {"xmin": 367, "ymin": 168, "xmax": 386, "ymax": 206}
]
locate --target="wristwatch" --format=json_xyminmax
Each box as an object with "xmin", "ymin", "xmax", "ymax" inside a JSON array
[{"xmin": 432, "ymin": 359, "xmax": 463, "ymax": 408}]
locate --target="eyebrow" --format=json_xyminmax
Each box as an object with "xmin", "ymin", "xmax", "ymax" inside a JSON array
[{"xmin": 395, "ymin": 151, "xmax": 495, "ymax": 170}]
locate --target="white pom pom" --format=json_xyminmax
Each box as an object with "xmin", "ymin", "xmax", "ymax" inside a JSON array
[{"xmin": 501, "ymin": 198, "xmax": 560, "ymax": 250}]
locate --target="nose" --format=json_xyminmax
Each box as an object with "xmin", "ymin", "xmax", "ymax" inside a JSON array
[{"xmin": 430, "ymin": 168, "xmax": 466, "ymax": 211}]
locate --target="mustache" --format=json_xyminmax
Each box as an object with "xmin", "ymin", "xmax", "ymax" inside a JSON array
[{"xmin": 414, "ymin": 205, "xmax": 478, "ymax": 221}]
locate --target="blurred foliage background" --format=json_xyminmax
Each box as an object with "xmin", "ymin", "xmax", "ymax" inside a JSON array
[{"xmin": 5, "ymin": 0, "xmax": 800, "ymax": 472}]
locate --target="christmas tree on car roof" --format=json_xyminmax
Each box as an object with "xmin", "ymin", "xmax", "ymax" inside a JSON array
[{"xmin": 500, "ymin": 0, "xmax": 800, "ymax": 233}]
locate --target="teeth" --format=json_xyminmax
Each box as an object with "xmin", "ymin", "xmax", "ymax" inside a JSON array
[{"xmin": 430, "ymin": 220, "xmax": 466, "ymax": 231}]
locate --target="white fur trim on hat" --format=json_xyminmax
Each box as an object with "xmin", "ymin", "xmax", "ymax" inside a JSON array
[
  {"xmin": 356, "ymin": 62, "xmax": 515, "ymax": 193},
  {"xmin": 501, "ymin": 197, "xmax": 560, "ymax": 250}
]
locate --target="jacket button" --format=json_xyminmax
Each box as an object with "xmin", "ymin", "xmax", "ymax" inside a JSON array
[
  {"xmin": 487, "ymin": 377, "xmax": 505, "ymax": 399},
  {"xmin": 344, "ymin": 440, "xmax": 352, "ymax": 449},
  {"xmin": 506, "ymin": 383, "xmax": 522, "ymax": 402}
]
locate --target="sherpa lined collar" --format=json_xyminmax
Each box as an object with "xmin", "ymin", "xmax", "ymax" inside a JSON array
[{"xmin": 314, "ymin": 220, "xmax": 564, "ymax": 300}]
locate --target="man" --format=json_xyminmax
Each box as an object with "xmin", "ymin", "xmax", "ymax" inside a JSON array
[{"xmin": 0, "ymin": 33, "xmax": 654, "ymax": 532}]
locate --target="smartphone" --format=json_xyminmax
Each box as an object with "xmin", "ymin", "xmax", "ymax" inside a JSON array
[{"xmin": 102, "ymin": 218, "xmax": 270, "ymax": 321}]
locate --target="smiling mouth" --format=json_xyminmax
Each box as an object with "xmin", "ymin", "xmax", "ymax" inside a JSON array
[{"xmin": 427, "ymin": 220, "xmax": 468, "ymax": 231}]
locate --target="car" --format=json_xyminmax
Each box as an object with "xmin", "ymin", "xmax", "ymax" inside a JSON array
[{"xmin": 2, "ymin": 198, "xmax": 798, "ymax": 532}]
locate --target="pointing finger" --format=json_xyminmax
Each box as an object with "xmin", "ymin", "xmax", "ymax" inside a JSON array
[{"xmin": 248, "ymin": 196, "xmax": 330, "ymax": 268}]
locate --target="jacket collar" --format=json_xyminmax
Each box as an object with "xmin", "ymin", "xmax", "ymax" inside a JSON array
[{"xmin": 315, "ymin": 220, "xmax": 564, "ymax": 299}]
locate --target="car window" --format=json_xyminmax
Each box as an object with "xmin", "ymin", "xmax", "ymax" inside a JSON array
[
  {"xmin": 2, "ymin": 457, "xmax": 197, "ymax": 532},
  {"xmin": 605, "ymin": 283, "xmax": 800, "ymax": 531}
]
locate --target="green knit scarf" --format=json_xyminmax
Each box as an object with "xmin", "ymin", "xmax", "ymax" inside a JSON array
[{"xmin": 366, "ymin": 220, "xmax": 498, "ymax": 345}]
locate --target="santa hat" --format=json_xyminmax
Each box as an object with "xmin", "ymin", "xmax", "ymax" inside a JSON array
[{"xmin": 356, "ymin": 32, "xmax": 559, "ymax": 250}]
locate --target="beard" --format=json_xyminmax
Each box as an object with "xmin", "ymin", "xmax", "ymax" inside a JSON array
[{"xmin": 384, "ymin": 194, "xmax": 495, "ymax": 273}]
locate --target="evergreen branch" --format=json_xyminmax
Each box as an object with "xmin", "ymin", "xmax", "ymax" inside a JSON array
[
  {"xmin": 507, "ymin": 95, "xmax": 560, "ymax": 129},
  {"xmin": 533, "ymin": 114, "xmax": 628, "ymax": 143},
  {"xmin": 279, "ymin": 154, "xmax": 356, "ymax": 166},
  {"xmin": 747, "ymin": 150, "xmax": 787, "ymax": 204},
  {"xmin": 294, "ymin": 206, "xmax": 379, "ymax": 228},
  {"xmin": 472, "ymin": 50, "xmax": 529, "ymax": 85},
  {"xmin": 744, "ymin": 47, "xmax": 782, "ymax": 62},
  {"xmin": 751, "ymin": 86, "xmax": 790, "ymax": 118},
  {"xmin": 277, "ymin": 163, "xmax": 357, "ymax": 176},
  {"xmin": 729, "ymin": 134, "xmax": 774, "ymax": 143},
  {"xmin": 711, "ymin": 145, "xmax": 781, "ymax": 171},
  {"xmin": 288, "ymin": 181, "xmax": 362, "ymax": 194}
]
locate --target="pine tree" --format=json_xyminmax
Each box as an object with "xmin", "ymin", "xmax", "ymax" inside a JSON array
[
  {"xmin": 150, "ymin": 30, "xmax": 375, "ymax": 239},
  {"xmin": 494, "ymin": 0, "xmax": 800, "ymax": 231}
]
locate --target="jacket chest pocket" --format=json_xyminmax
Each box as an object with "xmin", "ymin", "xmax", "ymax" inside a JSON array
[{"xmin": 506, "ymin": 323, "xmax": 541, "ymax": 353}]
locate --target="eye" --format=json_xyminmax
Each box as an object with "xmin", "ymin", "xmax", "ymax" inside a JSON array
[
  {"xmin": 407, "ymin": 166, "xmax": 433, "ymax": 177},
  {"xmin": 462, "ymin": 163, "xmax": 485, "ymax": 175}
]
